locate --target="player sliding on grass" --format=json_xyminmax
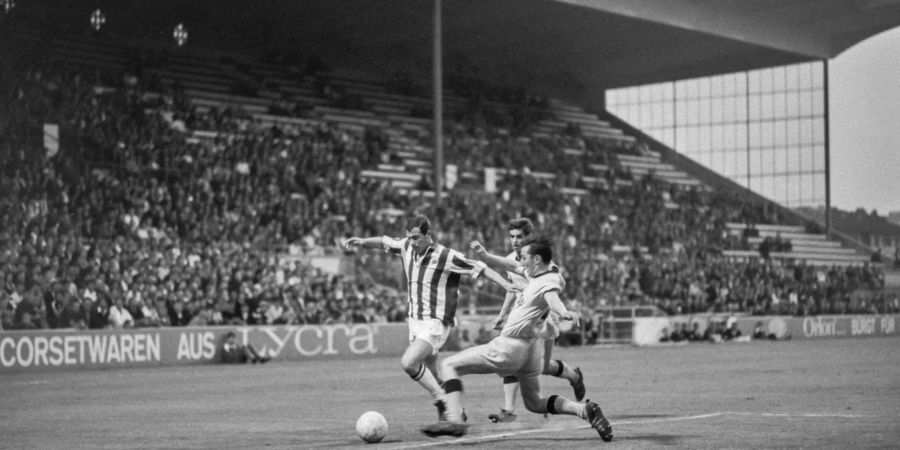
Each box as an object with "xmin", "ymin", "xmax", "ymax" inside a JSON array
[
  {"xmin": 422, "ymin": 235, "xmax": 613, "ymax": 441},
  {"xmin": 345, "ymin": 215, "xmax": 517, "ymax": 423},
  {"xmin": 470, "ymin": 218, "xmax": 586, "ymax": 423}
]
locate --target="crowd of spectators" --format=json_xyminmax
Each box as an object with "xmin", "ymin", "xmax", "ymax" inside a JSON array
[
  {"xmin": 1, "ymin": 47, "xmax": 406, "ymax": 330},
  {"xmin": 660, "ymin": 317, "xmax": 745, "ymax": 344},
  {"xmin": 1, "ymin": 35, "xmax": 893, "ymax": 332}
]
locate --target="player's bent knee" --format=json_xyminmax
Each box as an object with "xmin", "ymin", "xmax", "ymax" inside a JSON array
[
  {"xmin": 400, "ymin": 355, "xmax": 423, "ymax": 374},
  {"xmin": 522, "ymin": 395, "xmax": 547, "ymax": 414},
  {"xmin": 441, "ymin": 353, "xmax": 463, "ymax": 370},
  {"xmin": 541, "ymin": 359, "xmax": 557, "ymax": 375}
]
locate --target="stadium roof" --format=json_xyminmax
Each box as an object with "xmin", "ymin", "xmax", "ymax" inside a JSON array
[{"xmin": 17, "ymin": 0, "xmax": 900, "ymax": 107}]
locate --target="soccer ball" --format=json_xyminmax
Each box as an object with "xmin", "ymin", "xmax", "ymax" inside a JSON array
[{"xmin": 356, "ymin": 411, "xmax": 388, "ymax": 443}]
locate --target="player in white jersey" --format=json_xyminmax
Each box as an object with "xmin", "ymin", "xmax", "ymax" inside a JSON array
[
  {"xmin": 470, "ymin": 218, "xmax": 586, "ymax": 423},
  {"xmin": 345, "ymin": 215, "xmax": 516, "ymax": 422},
  {"xmin": 422, "ymin": 235, "xmax": 612, "ymax": 440}
]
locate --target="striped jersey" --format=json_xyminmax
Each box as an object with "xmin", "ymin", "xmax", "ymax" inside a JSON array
[
  {"xmin": 501, "ymin": 269, "xmax": 565, "ymax": 340},
  {"xmin": 382, "ymin": 236, "xmax": 486, "ymax": 326}
]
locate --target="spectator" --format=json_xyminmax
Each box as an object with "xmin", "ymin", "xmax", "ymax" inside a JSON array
[
  {"xmin": 220, "ymin": 331, "xmax": 270, "ymax": 364},
  {"xmin": 168, "ymin": 300, "xmax": 192, "ymax": 326},
  {"xmin": 0, "ymin": 293, "xmax": 14, "ymax": 330},
  {"xmin": 131, "ymin": 297, "xmax": 162, "ymax": 327},
  {"xmin": 12, "ymin": 293, "xmax": 43, "ymax": 329},
  {"xmin": 0, "ymin": 50, "xmax": 887, "ymax": 333},
  {"xmin": 722, "ymin": 317, "xmax": 742, "ymax": 341},
  {"xmin": 89, "ymin": 297, "xmax": 110, "ymax": 329},
  {"xmin": 702, "ymin": 321, "xmax": 724, "ymax": 343},
  {"xmin": 752, "ymin": 321, "xmax": 767, "ymax": 340},
  {"xmin": 108, "ymin": 298, "xmax": 134, "ymax": 329},
  {"xmin": 59, "ymin": 297, "xmax": 88, "ymax": 329},
  {"xmin": 687, "ymin": 322, "xmax": 702, "ymax": 341},
  {"xmin": 188, "ymin": 307, "xmax": 214, "ymax": 326},
  {"xmin": 669, "ymin": 323, "xmax": 686, "ymax": 342}
]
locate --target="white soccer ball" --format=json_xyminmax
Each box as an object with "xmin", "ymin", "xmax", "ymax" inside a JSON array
[{"xmin": 356, "ymin": 411, "xmax": 388, "ymax": 443}]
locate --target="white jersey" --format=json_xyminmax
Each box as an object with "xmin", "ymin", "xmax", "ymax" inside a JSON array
[
  {"xmin": 504, "ymin": 252, "xmax": 562, "ymax": 294},
  {"xmin": 504, "ymin": 252, "xmax": 563, "ymax": 339},
  {"xmin": 505, "ymin": 251, "xmax": 528, "ymax": 289},
  {"xmin": 500, "ymin": 269, "xmax": 565, "ymax": 340}
]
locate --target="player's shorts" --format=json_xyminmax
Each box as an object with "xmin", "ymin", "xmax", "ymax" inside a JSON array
[
  {"xmin": 465, "ymin": 335, "xmax": 543, "ymax": 379},
  {"xmin": 408, "ymin": 318, "xmax": 451, "ymax": 355}
]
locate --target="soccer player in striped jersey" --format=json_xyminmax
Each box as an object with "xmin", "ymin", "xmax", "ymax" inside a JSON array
[
  {"xmin": 422, "ymin": 235, "xmax": 612, "ymax": 440},
  {"xmin": 470, "ymin": 218, "xmax": 586, "ymax": 423},
  {"xmin": 345, "ymin": 215, "xmax": 516, "ymax": 421}
]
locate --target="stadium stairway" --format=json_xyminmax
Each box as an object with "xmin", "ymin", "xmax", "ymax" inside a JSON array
[
  {"xmin": 723, "ymin": 222, "xmax": 873, "ymax": 266},
  {"xmin": 598, "ymin": 109, "xmax": 885, "ymax": 266}
]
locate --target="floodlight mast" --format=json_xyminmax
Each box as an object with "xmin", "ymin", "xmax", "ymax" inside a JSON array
[
  {"xmin": 823, "ymin": 59, "xmax": 831, "ymax": 237},
  {"xmin": 433, "ymin": 0, "xmax": 444, "ymax": 203}
]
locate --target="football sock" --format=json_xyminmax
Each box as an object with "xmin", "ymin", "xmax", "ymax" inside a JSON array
[
  {"xmin": 502, "ymin": 376, "xmax": 518, "ymax": 411},
  {"xmin": 442, "ymin": 379, "xmax": 464, "ymax": 422},
  {"xmin": 410, "ymin": 363, "xmax": 444, "ymax": 399},
  {"xmin": 546, "ymin": 394, "xmax": 586, "ymax": 418},
  {"xmin": 548, "ymin": 359, "xmax": 578, "ymax": 383}
]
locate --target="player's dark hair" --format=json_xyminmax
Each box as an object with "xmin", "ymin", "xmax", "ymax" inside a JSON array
[
  {"xmin": 521, "ymin": 235, "xmax": 553, "ymax": 263},
  {"xmin": 405, "ymin": 215, "xmax": 431, "ymax": 235},
  {"xmin": 507, "ymin": 217, "xmax": 534, "ymax": 236}
]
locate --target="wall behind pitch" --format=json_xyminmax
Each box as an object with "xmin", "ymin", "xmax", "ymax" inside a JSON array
[
  {"xmin": 0, "ymin": 323, "xmax": 409, "ymax": 373},
  {"xmin": 635, "ymin": 314, "xmax": 900, "ymax": 345}
]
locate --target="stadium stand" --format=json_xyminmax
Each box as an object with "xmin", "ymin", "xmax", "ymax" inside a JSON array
[{"xmin": 0, "ymin": 27, "xmax": 893, "ymax": 333}]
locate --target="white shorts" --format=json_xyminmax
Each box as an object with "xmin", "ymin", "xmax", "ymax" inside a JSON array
[{"xmin": 408, "ymin": 318, "xmax": 451, "ymax": 355}]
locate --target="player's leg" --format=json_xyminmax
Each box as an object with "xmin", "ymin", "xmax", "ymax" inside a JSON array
[
  {"xmin": 518, "ymin": 376, "xmax": 613, "ymax": 441},
  {"xmin": 503, "ymin": 376, "xmax": 519, "ymax": 411},
  {"xmin": 542, "ymin": 338, "xmax": 585, "ymax": 401},
  {"xmin": 403, "ymin": 319, "xmax": 451, "ymax": 406},
  {"xmin": 425, "ymin": 350, "xmax": 470, "ymax": 423},
  {"xmin": 404, "ymin": 318, "xmax": 458, "ymax": 421},
  {"xmin": 422, "ymin": 343, "xmax": 497, "ymax": 437},
  {"xmin": 244, "ymin": 344, "xmax": 270, "ymax": 364},
  {"xmin": 424, "ymin": 352, "xmax": 441, "ymax": 384},
  {"xmin": 488, "ymin": 376, "xmax": 519, "ymax": 423},
  {"xmin": 519, "ymin": 376, "xmax": 580, "ymax": 416},
  {"xmin": 401, "ymin": 339, "xmax": 444, "ymax": 399},
  {"xmin": 439, "ymin": 344, "xmax": 500, "ymax": 421}
]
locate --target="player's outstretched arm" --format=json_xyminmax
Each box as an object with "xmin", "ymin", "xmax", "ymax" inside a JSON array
[
  {"xmin": 345, "ymin": 236, "xmax": 386, "ymax": 250},
  {"xmin": 544, "ymin": 291, "xmax": 580, "ymax": 327},
  {"xmin": 469, "ymin": 241, "xmax": 520, "ymax": 273},
  {"xmin": 480, "ymin": 266, "xmax": 520, "ymax": 294}
]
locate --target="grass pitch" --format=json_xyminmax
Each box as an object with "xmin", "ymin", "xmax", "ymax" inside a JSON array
[{"xmin": 2, "ymin": 337, "xmax": 899, "ymax": 449}]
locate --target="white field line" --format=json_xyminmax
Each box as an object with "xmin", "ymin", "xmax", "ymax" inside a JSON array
[
  {"xmin": 724, "ymin": 411, "xmax": 876, "ymax": 419},
  {"xmin": 391, "ymin": 411, "xmax": 876, "ymax": 449},
  {"xmin": 392, "ymin": 412, "xmax": 725, "ymax": 449}
]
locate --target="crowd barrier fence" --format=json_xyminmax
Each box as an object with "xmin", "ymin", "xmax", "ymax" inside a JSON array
[
  {"xmin": 0, "ymin": 323, "xmax": 409, "ymax": 373},
  {"xmin": 634, "ymin": 314, "xmax": 900, "ymax": 345},
  {"xmin": 3, "ymin": 314, "xmax": 897, "ymax": 372}
]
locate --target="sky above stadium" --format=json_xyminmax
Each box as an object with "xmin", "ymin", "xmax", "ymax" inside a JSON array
[{"xmin": 830, "ymin": 26, "xmax": 900, "ymax": 215}]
